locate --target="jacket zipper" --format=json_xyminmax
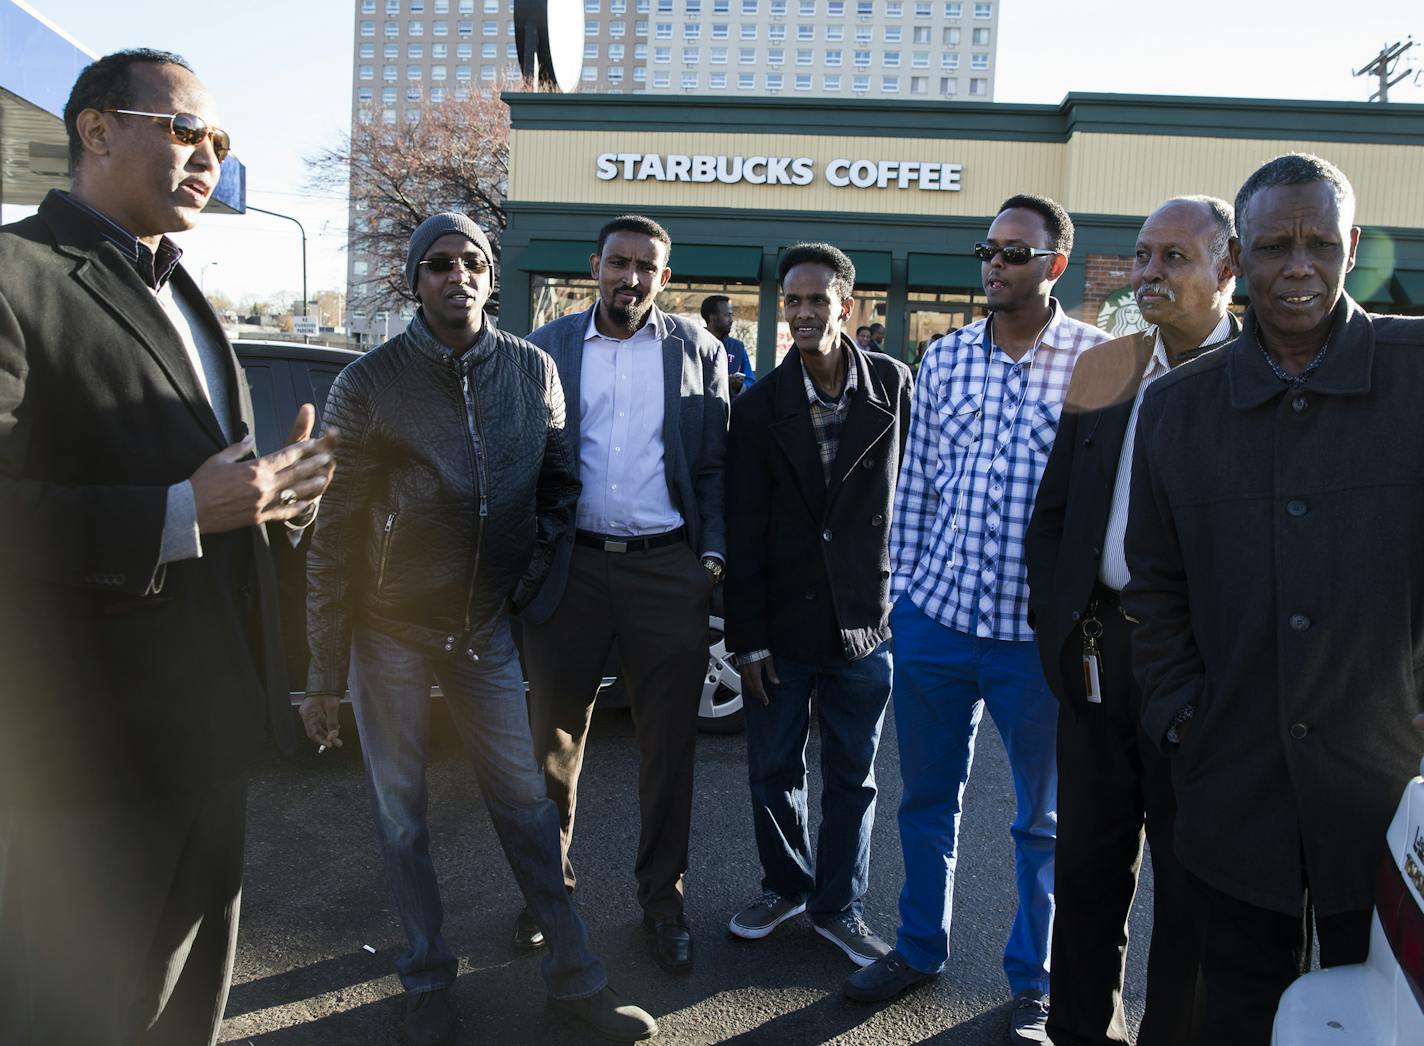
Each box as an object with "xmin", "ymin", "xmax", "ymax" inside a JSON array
[
  {"xmin": 376, "ymin": 511, "xmax": 397, "ymax": 595},
  {"xmin": 460, "ymin": 367, "xmax": 488, "ymax": 641}
]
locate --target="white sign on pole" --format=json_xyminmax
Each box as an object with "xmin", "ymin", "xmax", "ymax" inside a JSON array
[{"xmin": 293, "ymin": 315, "xmax": 319, "ymax": 335}]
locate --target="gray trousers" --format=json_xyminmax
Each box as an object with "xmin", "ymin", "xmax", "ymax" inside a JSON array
[{"xmin": 0, "ymin": 779, "xmax": 245, "ymax": 1046}]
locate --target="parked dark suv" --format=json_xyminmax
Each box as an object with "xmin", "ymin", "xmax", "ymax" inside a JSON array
[{"xmin": 234, "ymin": 339, "xmax": 743, "ymax": 733}]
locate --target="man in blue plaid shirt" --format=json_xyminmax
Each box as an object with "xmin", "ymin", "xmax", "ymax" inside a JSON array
[{"xmin": 846, "ymin": 195, "xmax": 1109, "ymax": 1045}]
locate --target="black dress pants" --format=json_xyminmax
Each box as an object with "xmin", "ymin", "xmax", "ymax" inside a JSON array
[
  {"xmin": 0, "ymin": 779, "xmax": 247, "ymax": 1046},
  {"xmin": 1186, "ymin": 869, "xmax": 1370, "ymax": 1046},
  {"xmin": 1047, "ymin": 593, "xmax": 1204, "ymax": 1046}
]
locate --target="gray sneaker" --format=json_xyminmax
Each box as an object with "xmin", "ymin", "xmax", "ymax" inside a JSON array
[
  {"xmin": 1009, "ymin": 990, "xmax": 1049, "ymax": 1043},
  {"xmin": 728, "ymin": 890, "xmax": 806, "ymax": 939},
  {"xmin": 813, "ymin": 910, "xmax": 892, "ymax": 967}
]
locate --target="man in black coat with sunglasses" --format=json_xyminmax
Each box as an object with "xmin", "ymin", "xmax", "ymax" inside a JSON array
[{"xmin": 0, "ymin": 51, "xmax": 337, "ymax": 1045}]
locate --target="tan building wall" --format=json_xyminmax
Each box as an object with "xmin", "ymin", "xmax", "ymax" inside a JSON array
[{"xmin": 509, "ymin": 127, "xmax": 1424, "ymax": 229}]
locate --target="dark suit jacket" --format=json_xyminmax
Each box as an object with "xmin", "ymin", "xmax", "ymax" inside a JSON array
[
  {"xmin": 1123, "ymin": 298, "xmax": 1424, "ymax": 916},
  {"xmin": 1025, "ymin": 318, "xmax": 1238, "ymax": 704},
  {"xmin": 0, "ymin": 191, "xmax": 293, "ymax": 804},
  {"xmin": 725, "ymin": 339, "xmax": 912, "ymax": 664},
  {"xmin": 522, "ymin": 303, "xmax": 729, "ymax": 625}
]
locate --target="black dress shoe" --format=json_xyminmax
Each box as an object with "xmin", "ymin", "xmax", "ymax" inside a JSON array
[
  {"xmin": 513, "ymin": 905, "xmax": 546, "ymax": 951},
  {"xmin": 642, "ymin": 913, "xmax": 694, "ymax": 973},
  {"xmin": 550, "ymin": 985, "xmax": 659, "ymax": 1041}
]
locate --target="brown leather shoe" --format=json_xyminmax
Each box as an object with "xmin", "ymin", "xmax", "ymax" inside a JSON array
[{"xmin": 642, "ymin": 913, "xmax": 694, "ymax": 973}]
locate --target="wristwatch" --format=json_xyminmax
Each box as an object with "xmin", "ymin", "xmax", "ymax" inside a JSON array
[{"xmin": 701, "ymin": 556, "xmax": 725, "ymax": 584}]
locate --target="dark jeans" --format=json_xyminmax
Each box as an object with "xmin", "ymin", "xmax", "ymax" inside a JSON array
[
  {"xmin": 1047, "ymin": 595, "xmax": 1204, "ymax": 1046},
  {"xmin": 0, "ymin": 780, "xmax": 245, "ymax": 1046},
  {"xmin": 523, "ymin": 540, "xmax": 711, "ymax": 918},
  {"xmin": 348, "ymin": 619, "xmax": 605, "ymax": 1000},
  {"xmin": 1186, "ymin": 869, "xmax": 1370, "ymax": 1046},
  {"xmin": 743, "ymin": 643, "xmax": 892, "ymax": 923}
]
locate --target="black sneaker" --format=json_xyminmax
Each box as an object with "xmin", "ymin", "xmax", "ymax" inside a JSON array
[
  {"xmin": 842, "ymin": 950, "xmax": 936, "ymax": 1003},
  {"xmin": 402, "ymin": 987, "xmax": 456, "ymax": 1046},
  {"xmin": 1009, "ymin": 989, "xmax": 1049, "ymax": 1043},
  {"xmin": 813, "ymin": 910, "xmax": 892, "ymax": 968},
  {"xmin": 728, "ymin": 890, "xmax": 807, "ymax": 939}
]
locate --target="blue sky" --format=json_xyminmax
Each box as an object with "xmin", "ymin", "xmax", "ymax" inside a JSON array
[{"xmin": 22, "ymin": 0, "xmax": 1423, "ymax": 303}]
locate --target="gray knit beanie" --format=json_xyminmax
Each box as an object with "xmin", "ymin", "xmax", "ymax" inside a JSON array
[{"xmin": 405, "ymin": 212, "xmax": 493, "ymax": 291}]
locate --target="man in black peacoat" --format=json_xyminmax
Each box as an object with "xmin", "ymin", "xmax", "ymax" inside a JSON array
[
  {"xmin": 1124, "ymin": 154, "xmax": 1424, "ymax": 1044},
  {"xmin": 0, "ymin": 52, "xmax": 334, "ymax": 1045},
  {"xmin": 724, "ymin": 243, "xmax": 912, "ymax": 967}
]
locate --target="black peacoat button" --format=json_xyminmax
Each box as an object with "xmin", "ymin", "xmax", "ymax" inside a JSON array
[
  {"xmin": 1070, "ymin": 610, "xmax": 1081, "ymax": 622},
  {"xmin": 1289, "ymin": 614, "xmax": 1311, "ymax": 632},
  {"xmin": 1091, "ymin": 547, "xmax": 1101, "ymax": 559},
  {"xmin": 1289, "ymin": 722, "xmax": 1309, "ymax": 740},
  {"xmin": 822, "ymin": 529, "xmax": 833, "ymax": 542},
  {"xmin": 1286, "ymin": 499, "xmax": 1307, "ymax": 517},
  {"xmin": 871, "ymin": 514, "xmax": 884, "ymax": 526},
  {"xmin": 1291, "ymin": 395, "xmax": 1309, "ymax": 414},
  {"xmin": 861, "ymin": 457, "xmax": 875, "ymax": 469},
  {"xmin": 804, "ymin": 589, "xmax": 816, "ymax": 600}
]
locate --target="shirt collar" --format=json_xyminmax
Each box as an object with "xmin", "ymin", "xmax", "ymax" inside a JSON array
[
  {"xmin": 54, "ymin": 191, "xmax": 183, "ymax": 291},
  {"xmin": 801, "ymin": 344, "xmax": 858, "ymax": 409},
  {"xmin": 583, "ymin": 301, "xmax": 669, "ymax": 343},
  {"xmin": 981, "ymin": 296, "xmax": 1069, "ymax": 365},
  {"xmin": 1147, "ymin": 312, "xmax": 1234, "ymax": 374}
]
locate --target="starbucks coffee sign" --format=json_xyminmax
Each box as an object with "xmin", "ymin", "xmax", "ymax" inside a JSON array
[{"xmin": 595, "ymin": 152, "xmax": 963, "ymax": 191}]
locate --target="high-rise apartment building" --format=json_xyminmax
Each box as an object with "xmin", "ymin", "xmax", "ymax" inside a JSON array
[{"xmin": 347, "ymin": 0, "xmax": 1000, "ymax": 327}]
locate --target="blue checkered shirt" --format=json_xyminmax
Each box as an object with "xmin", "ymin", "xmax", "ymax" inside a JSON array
[{"xmin": 891, "ymin": 300, "xmax": 1110, "ymax": 641}]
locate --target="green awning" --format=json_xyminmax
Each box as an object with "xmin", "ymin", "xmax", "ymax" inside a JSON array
[
  {"xmin": 1392, "ymin": 269, "xmax": 1424, "ymax": 306},
  {"xmin": 908, "ymin": 253, "xmax": 982, "ymax": 290},
  {"xmin": 1344, "ymin": 266, "xmax": 1390, "ymax": 304},
  {"xmin": 845, "ymin": 250, "xmax": 891, "ymax": 287},
  {"xmin": 666, "ymin": 244, "xmax": 762, "ymax": 281},
  {"xmin": 517, "ymin": 240, "xmax": 592, "ymax": 275}
]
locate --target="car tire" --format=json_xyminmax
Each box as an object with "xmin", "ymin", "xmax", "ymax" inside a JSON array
[{"xmin": 699, "ymin": 614, "xmax": 745, "ymax": 734}]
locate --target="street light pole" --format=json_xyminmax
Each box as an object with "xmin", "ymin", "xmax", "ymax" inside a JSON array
[
  {"xmin": 200, "ymin": 261, "xmax": 219, "ymax": 294},
  {"xmin": 245, "ymin": 204, "xmax": 308, "ymax": 316}
]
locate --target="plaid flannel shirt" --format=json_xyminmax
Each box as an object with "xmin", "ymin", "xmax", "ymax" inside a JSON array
[{"xmin": 890, "ymin": 300, "xmax": 1109, "ymax": 641}]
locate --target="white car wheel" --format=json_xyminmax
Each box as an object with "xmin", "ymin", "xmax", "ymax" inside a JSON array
[{"xmin": 699, "ymin": 614, "xmax": 744, "ymax": 733}]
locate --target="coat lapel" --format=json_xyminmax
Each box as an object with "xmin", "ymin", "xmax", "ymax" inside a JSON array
[
  {"xmin": 661, "ymin": 318, "xmax": 686, "ymax": 499},
  {"xmin": 559, "ymin": 307, "xmax": 593, "ymax": 444},
  {"xmin": 60, "ymin": 237, "xmax": 228, "ymax": 451},
  {"xmin": 826, "ymin": 347, "xmax": 894, "ymax": 507},
  {"xmin": 770, "ymin": 353, "xmax": 828, "ymax": 521}
]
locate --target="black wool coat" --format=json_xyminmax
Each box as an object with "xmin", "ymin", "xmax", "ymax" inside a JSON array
[
  {"xmin": 724, "ymin": 339, "xmax": 912, "ymax": 664},
  {"xmin": 0, "ymin": 192, "xmax": 294, "ymax": 804},
  {"xmin": 1123, "ymin": 296, "xmax": 1424, "ymax": 916}
]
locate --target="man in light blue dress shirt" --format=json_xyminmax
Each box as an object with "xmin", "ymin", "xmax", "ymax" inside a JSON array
[{"xmin": 520, "ymin": 215, "xmax": 730, "ymax": 974}]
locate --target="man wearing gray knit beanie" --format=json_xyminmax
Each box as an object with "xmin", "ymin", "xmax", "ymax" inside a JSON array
[{"xmin": 304, "ymin": 213, "xmax": 658, "ymax": 1045}]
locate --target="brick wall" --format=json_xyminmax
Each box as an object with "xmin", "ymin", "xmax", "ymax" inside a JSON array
[{"xmin": 1081, "ymin": 253, "xmax": 1136, "ymax": 327}]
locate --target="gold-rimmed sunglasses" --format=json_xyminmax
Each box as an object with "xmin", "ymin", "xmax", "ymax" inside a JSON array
[{"xmin": 101, "ymin": 109, "xmax": 232, "ymax": 163}]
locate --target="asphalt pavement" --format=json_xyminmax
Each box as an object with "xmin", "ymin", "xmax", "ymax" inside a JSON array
[{"xmin": 220, "ymin": 699, "xmax": 1154, "ymax": 1045}]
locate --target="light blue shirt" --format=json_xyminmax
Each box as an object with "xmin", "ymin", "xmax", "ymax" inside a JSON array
[{"xmin": 576, "ymin": 306, "xmax": 685, "ymax": 537}]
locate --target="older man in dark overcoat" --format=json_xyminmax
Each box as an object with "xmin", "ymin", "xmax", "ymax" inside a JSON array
[{"xmin": 1124, "ymin": 152, "xmax": 1424, "ymax": 1044}]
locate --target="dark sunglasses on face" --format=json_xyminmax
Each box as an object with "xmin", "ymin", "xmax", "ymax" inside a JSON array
[
  {"xmin": 418, "ymin": 254, "xmax": 489, "ymax": 275},
  {"xmin": 102, "ymin": 109, "xmax": 232, "ymax": 162},
  {"xmin": 973, "ymin": 242, "xmax": 1060, "ymax": 265}
]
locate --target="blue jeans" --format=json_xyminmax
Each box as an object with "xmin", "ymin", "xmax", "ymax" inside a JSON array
[
  {"xmin": 348, "ymin": 620, "xmax": 606, "ymax": 1000},
  {"xmin": 890, "ymin": 596, "xmax": 1057, "ymax": 995},
  {"xmin": 744, "ymin": 644, "xmax": 892, "ymax": 923}
]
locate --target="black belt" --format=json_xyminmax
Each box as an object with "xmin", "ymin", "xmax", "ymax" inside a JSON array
[
  {"xmin": 575, "ymin": 526, "xmax": 685, "ymax": 553},
  {"xmin": 1090, "ymin": 581, "xmax": 1122, "ymax": 607}
]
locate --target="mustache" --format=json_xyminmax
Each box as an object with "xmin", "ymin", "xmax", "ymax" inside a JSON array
[{"xmin": 1135, "ymin": 282, "xmax": 1176, "ymax": 304}]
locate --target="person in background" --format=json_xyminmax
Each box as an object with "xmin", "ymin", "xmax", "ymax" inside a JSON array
[
  {"xmin": 702, "ymin": 293, "xmax": 756, "ymax": 396},
  {"xmin": 855, "ymin": 325, "xmax": 874, "ymax": 350}
]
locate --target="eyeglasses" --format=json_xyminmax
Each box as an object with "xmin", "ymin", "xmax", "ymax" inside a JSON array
[
  {"xmin": 973, "ymin": 242, "xmax": 1061, "ymax": 265},
  {"xmin": 418, "ymin": 254, "xmax": 490, "ymax": 275},
  {"xmin": 102, "ymin": 109, "xmax": 231, "ymax": 162}
]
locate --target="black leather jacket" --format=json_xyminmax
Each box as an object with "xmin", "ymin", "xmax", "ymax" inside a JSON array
[{"xmin": 305, "ymin": 314, "xmax": 580, "ymax": 696}]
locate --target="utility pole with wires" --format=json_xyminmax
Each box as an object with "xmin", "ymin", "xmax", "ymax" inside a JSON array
[{"xmin": 1353, "ymin": 37, "xmax": 1417, "ymax": 102}]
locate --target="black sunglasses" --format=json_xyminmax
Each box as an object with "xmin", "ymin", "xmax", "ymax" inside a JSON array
[
  {"xmin": 973, "ymin": 242, "xmax": 1060, "ymax": 265},
  {"xmin": 102, "ymin": 109, "xmax": 231, "ymax": 162},
  {"xmin": 418, "ymin": 254, "xmax": 490, "ymax": 275}
]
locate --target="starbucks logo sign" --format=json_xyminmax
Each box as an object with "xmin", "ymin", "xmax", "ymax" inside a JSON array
[{"xmin": 1097, "ymin": 286, "xmax": 1150, "ymax": 337}]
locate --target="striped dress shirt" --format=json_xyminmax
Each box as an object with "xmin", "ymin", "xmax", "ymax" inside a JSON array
[{"xmin": 891, "ymin": 300, "xmax": 1110, "ymax": 642}]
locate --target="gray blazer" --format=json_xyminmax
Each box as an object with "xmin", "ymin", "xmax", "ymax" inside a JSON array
[{"xmin": 522, "ymin": 303, "xmax": 729, "ymax": 624}]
